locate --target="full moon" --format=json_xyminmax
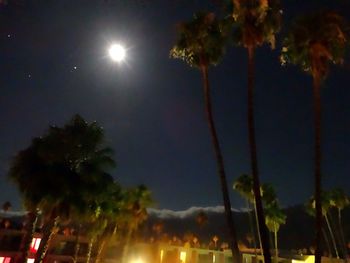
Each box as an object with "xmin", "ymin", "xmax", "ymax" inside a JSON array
[{"xmin": 109, "ymin": 44, "xmax": 126, "ymax": 62}]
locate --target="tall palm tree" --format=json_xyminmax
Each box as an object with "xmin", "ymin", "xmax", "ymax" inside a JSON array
[
  {"xmin": 233, "ymin": 174, "xmax": 259, "ymax": 256},
  {"xmin": 9, "ymin": 115, "xmax": 116, "ymax": 263},
  {"xmin": 281, "ymin": 12, "xmax": 348, "ymax": 263},
  {"xmin": 230, "ymin": 2, "xmax": 282, "ymax": 262},
  {"xmin": 170, "ymin": 12, "xmax": 241, "ymax": 263}
]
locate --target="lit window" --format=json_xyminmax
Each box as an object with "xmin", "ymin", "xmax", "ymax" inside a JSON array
[
  {"xmin": 0, "ymin": 257, "xmax": 12, "ymax": 263},
  {"xmin": 292, "ymin": 256, "xmax": 315, "ymax": 263},
  {"xmin": 30, "ymin": 238, "xmax": 41, "ymax": 253},
  {"xmin": 180, "ymin": 251, "xmax": 186, "ymax": 263}
]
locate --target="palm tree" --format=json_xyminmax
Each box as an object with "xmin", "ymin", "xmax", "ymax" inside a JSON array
[
  {"xmin": 2, "ymin": 201, "xmax": 12, "ymax": 212},
  {"xmin": 230, "ymin": 2, "xmax": 282, "ymax": 262},
  {"xmin": 170, "ymin": 12, "xmax": 241, "ymax": 263},
  {"xmin": 260, "ymin": 184, "xmax": 277, "ymax": 207},
  {"xmin": 152, "ymin": 221, "xmax": 164, "ymax": 240},
  {"xmin": 196, "ymin": 210, "xmax": 209, "ymax": 229},
  {"xmin": 281, "ymin": 12, "xmax": 348, "ymax": 263},
  {"xmin": 88, "ymin": 181, "xmax": 123, "ymax": 263},
  {"xmin": 121, "ymin": 185, "xmax": 153, "ymax": 263},
  {"xmin": 306, "ymin": 192, "xmax": 340, "ymax": 259},
  {"xmin": 16, "ymin": 209, "xmax": 40, "ymax": 263},
  {"xmin": 233, "ymin": 174, "xmax": 259, "ymax": 256},
  {"xmin": 264, "ymin": 204, "xmax": 285, "ymax": 263},
  {"xmin": 329, "ymin": 188, "xmax": 350, "ymax": 259},
  {"xmin": 262, "ymin": 185, "xmax": 285, "ymax": 263},
  {"xmin": 260, "ymin": 183, "xmax": 285, "ymax": 263},
  {"xmin": 9, "ymin": 115, "xmax": 116, "ymax": 263}
]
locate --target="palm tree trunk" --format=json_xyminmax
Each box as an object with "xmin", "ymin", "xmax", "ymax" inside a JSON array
[
  {"xmin": 329, "ymin": 211, "xmax": 345, "ymax": 259},
  {"xmin": 122, "ymin": 226, "xmax": 134, "ymax": 263},
  {"xmin": 329, "ymin": 212, "xmax": 343, "ymax": 258},
  {"xmin": 325, "ymin": 214, "xmax": 339, "ymax": 258},
  {"xmin": 274, "ymin": 224, "xmax": 278, "ymax": 263},
  {"xmin": 17, "ymin": 210, "xmax": 39, "ymax": 263},
  {"xmin": 200, "ymin": 63, "xmax": 241, "ymax": 263},
  {"xmin": 86, "ymin": 237, "xmax": 95, "ymax": 263},
  {"xmin": 313, "ymin": 75, "xmax": 322, "ymax": 263},
  {"xmin": 337, "ymin": 209, "xmax": 348, "ymax": 260},
  {"xmin": 322, "ymin": 227, "xmax": 332, "ymax": 258},
  {"xmin": 246, "ymin": 200, "xmax": 258, "ymax": 257},
  {"xmin": 247, "ymin": 46, "xmax": 271, "ymax": 263},
  {"xmin": 112, "ymin": 223, "xmax": 118, "ymax": 236},
  {"xmin": 95, "ymin": 226, "xmax": 109, "ymax": 263},
  {"xmin": 95, "ymin": 239, "xmax": 106, "ymax": 263},
  {"xmin": 34, "ymin": 216, "xmax": 59, "ymax": 263},
  {"xmin": 253, "ymin": 201, "xmax": 263, "ymax": 257},
  {"xmin": 73, "ymin": 224, "xmax": 82, "ymax": 263}
]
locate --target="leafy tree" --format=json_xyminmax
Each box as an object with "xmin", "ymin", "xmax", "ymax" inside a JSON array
[
  {"xmin": 170, "ymin": 12, "xmax": 241, "ymax": 263},
  {"xmin": 9, "ymin": 115, "xmax": 116, "ymax": 263},
  {"xmin": 230, "ymin": 1, "xmax": 282, "ymax": 262},
  {"xmin": 281, "ymin": 11, "xmax": 348, "ymax": 263}
]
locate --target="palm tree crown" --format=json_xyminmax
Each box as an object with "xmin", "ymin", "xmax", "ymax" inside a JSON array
[
  {"xmin": 281, "ymin": 11, "xmax": 347, "ymax": 79},
  {"xmin": 231, "ymin": 0, "xmax": 282, "ymax": 49},
  {"xmin": 281, "ymin": 12, "xmax": 348, "ymax": 263},
  {"xmin": 170, "ymin": 12, "xmax": 230, "ymax": 68},
  {"xmin": 233, "ymin": 174, "xmax": 254, "ymax": 202}
]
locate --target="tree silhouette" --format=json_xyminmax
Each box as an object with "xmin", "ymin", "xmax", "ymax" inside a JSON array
[
  {"xmin": 230, "ymin": 1, "xmax": 282, "ymax": 262},
  {"xmin": 9, "ymin": 115, "xmax": 115, "ymax": 263},
  {"xmin": 281, "ymin": 12, "xmax": 348, "ymax": 263},
  {"xmin": 170, "ymin": 11, "xmax": 241, "ymax": 263}
]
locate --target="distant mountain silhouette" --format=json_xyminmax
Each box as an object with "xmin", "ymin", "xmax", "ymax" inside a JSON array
[{"xmin": 144, "ymin": 205, "xmax": 350, "ymax": 252}]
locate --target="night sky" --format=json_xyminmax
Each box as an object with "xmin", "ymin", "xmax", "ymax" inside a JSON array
[{"xmin": 0, "ymin": 0, "xmax": 350, "ymax": 211}]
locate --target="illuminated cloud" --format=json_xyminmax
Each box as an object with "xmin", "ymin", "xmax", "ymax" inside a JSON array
[{"xmin": 147, "ymin": 206, "xmax": 242, "ymax": 219}]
